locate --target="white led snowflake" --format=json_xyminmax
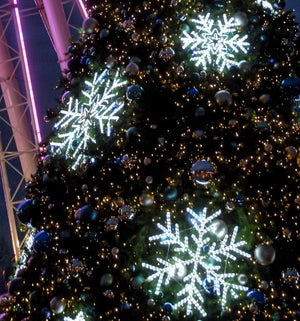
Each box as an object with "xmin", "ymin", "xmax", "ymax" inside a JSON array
[
  {"xmin": 181, "ymin": 13, "xmax": 249, "ymax": 71},
  {"xmin": 142, "ymin": 207, "xmax": 251, "ymax": 317},
  {"xmin": 64, "ymin": 311, "xmax": 85, "ymax": 321},
  {"xmin": 51, "ymin": 69, "xmax": 126, "ymax": 169}
]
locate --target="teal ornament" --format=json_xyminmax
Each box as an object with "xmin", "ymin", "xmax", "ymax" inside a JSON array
[
  {"xmin": 126, "ymin": 85, "xmax": 143, "ymax": 101},
  {"xmin": 100, "ymin": 273, "xmax": 113, "ymax": 286}
]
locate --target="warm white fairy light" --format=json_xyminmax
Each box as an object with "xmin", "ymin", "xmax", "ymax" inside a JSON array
[
  {"xmin": 181, "ymin": 13, "xmax": 249, "ymax": 71},
  {"xmin": 51, "ymin": 69, "xmax": 126, "ymax": 169},
  {"xmin": 64, "ymin": 311, "xmax": 85, "ymax": 321},
  {"xmin": 142, "ymin": 207, "xmax": 251, "ymax": 317}
]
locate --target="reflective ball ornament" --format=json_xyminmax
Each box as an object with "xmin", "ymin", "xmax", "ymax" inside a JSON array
[
  {"xmin": 126, "ymin": 85, "xmax": 143, "ymax": 101},
  {"xmin": 238, "ymin": 274, "xmax": 248, "ymax": 285},
  {"xmin": 33, "ymin": 230, "xmax": 50, "ymax": 253},
  {"xmin": 247, "ymin": 290, "xmax": 266, "ymax": 307},
  {"xmin": 281, "ymin": 76, "xmax": 300, "ymax": 96},
  {"xmin": 187, "ymin": 87, "xmax": 199, "ymax": 98},
  {"xmin": 191, "ymin": 159, "xmax": 215, "ymax": 185},
  {"xmin": 214, "ymin": 90, "xmax": 232, "ymax": 106},
  {"xmin": 126, "ymin": 62, "xmax": 139, "ymax": 75},
  {"xmin": 282, "ymin": 268, "xmax": 299, "ymax": 284},
  {"xmin": 234, "ymin": 11, "xmax": 249, "ymax": 27},
  {"xmin": 105, "ymin": 218, "xmax": 118, "ymax": 231},
  {"xmin": 50, "ymin": 297, "xmax": 65, "ymax": 314},
  {"xmin": 16, "ymin": 199, "xmax": 35, "ymax": 225},
  {"xmin": 82, "ymin": 17, "xmax": 98, "ymax": 34},
  {"xmin": 163, "ymin": 302, "xmax": 173, "ymax": 314},
  {"xmin": 75, "ymin": 205, "xmax": 98, "ymax": 222},
  {"xmin": 7, "ymin": 277, "xmax": 25, "ymax": 296},
  {"xmin": 239, "ymin": 60, "xmax": 252, "ymax": 72},
  {"xmin": 254, "ymin": 244, "xmax": 276, "ymax": 265},
  {"xmin": 249, "ymin": 302, "xmax": 258, "ymax": 313},
  {"xmin": 260, "ymin": 280, "xmax": 269, "ymax": 290},
  {"xmin": 259, "ymin": 94, "xmax": 271, "ymax": 104},
  {"xmin": 209, "ymin": 219, "xmax": 228, "ymax": 239},
  {"xmin": 139, "ymin": 193, "xmax": 154, "ymax": 206},
  {"xmin": 159, "ymin": 47, "xmax": 175, "ymax": 60},
  {"xmin": 100, "ymin": 273, "xmax": 114, "ymax": 287},
  {"xmin": 99, "ymin": 28, "xmax": 109, "ymax": 39},
  {"xmin": 61, "ymin": 91, "xmax": 71, "ymax": 104}
]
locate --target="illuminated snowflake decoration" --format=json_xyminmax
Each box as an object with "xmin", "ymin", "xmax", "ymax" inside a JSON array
[
  {"xmin": 64, "ymin": 311, "xmax": 85, "ymax": 321},
  {"xmin": 181, "ymin": 13, "xmax": 249, "ymax": 71},
  {"xmin": 256, "ymin": 0, "xmax": 275, "ymax": 13},
  {"xmin": 51, "ymin": 69, "xmax": 126, "ymax": 169},
  {"xmin": 142, "ymin": 207, "xmax": 251, "ymax": 317}
]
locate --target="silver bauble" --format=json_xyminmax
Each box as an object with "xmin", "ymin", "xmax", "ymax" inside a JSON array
[
  {"xmin": 238, "ymin": 274, "xmax": 248, "ymax": 285},
  {"xmin": 82, "ymin": 17, "xmax": 98, "ymax": 34},
  {"xmin": 254, "ymin": 244, "xmax": 276, "ymax": 265},
  {"xmin": 214, "ymin": 90, "xmax": 233, "ymax": 106},
  {"xmin": 50, "ymin": 297, "xmax": 65, "ymax": 314},
  {"xmin": 209, "ymin": 219, "xmax": 228, "ymax": 239}
]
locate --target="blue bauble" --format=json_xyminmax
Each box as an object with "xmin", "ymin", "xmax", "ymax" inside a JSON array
[
  {"xmin": 187, "ymin": 87, "xmax": 199, "ymax": 98},
  {"xmin": 120, "ymin": 302, "xmax": 130, "ymax": 312},
  {"xmin": 281, "ymin": 76, "xmax": 300, "ymax": 95},
  {"xmin": 155, "ymin": 19, "xmax": 164, "ymax": 26},
  {"xmin": 76, "ymin": 205, "xmax": 98, "ymax": 222},
  {"xmin": 247, "ymin": 290, "xmax": 266, "ymax": 306},
  {"xmin": 67, "ymin": 57, "xmax": 80, "ymax": 70},
  {"xmin": 33, "ymin": 230, "xmax": 50, "ymax": 252},
  {"xmin": 17, "ymin": 199, "xmax": 35, "ymax": 224},
  {"xmin": 126, "ymin": 85, "xmax": 143, "ymax": 101},
  {"xmin": 163, "ymin": 302, "xmax": 174, "ymax": 314},
  {"xmin": 41, "ymin": 307, "xmax": 51, "ymax": 319},
  {"xmin": 202, "ymin": 278, "xmax": 216, "ymax": 295}
]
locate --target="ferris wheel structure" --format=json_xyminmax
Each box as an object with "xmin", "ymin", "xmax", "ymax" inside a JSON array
[{"xmin": 0, "ymin": 0, "xmax": 87, "ymax": 263}]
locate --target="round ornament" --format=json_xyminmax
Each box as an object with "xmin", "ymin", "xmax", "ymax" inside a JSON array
[
  {"xmin": 190, "ymin": 159, "xmax": 215, "ymax": 185},
  {"xmin": 100, "ymin": 273, "xmax": 114, "ymax": 287},
  {"xmin": 139, "ymin": 193, "xmax": 154, "ymax": 206},
  {"xmin": 145, "ymin": 176, "xmax": 153, "ymax": 184},
  {"xmin": 126, "ymin": 85, "xmax": 143, "ymax": 101},
  {"xmin": 16, "ymin": 199, "xmax": 35, "ymax": 225},
  {"xmin": 159, "ymin": 47, "xmax": 175, "ymax": 60},
  {"xmin": 163, "ymin": 302, "xmax": 174, "ymax": 314},
  {"xmin": 7, "ymin": 277, "xmax": 25, "ymax": 296},
  {"xmin": 99, "ymin": 28, "xmax": 109, "ymax": 39},
  {"xmin": 286, "ymin": 146, "xmax": 297, "ymax": 159},
  {"xmin": 187, "ymin": 87, "xmax": 199, "ymax": 98},
  {"xmin": 103, "ymin": 289, "xmax": 114, "ymax": 298},
  {"xmin": 282, "ymin": 268, "xmax": 299, "ymax": 284},
  {"xmin": 281, "ymin": 76, "xmax": 300, "ymax": 95},
  {"xmin": 119, "ymin": 205, "xmax": 134, "ymax": 220},
  {"xmin": 259, "ymin": 94, "xmax": 271, "ymax": 104},
  {"xmin": 239, "ymin": 60, "xmax": 252, "ymax": 72},
  {"xmin": 75, "ymin": 205, "xmax": 98, "ymax": 222},
  {"xmin": 234, "ymin": 11, "xmax": 249, "ymax": 27},
  {"xmin": 247, "ymin": 290, "xmax": 266, "ymax": 307},
  {"xmin": 126, "ymin": 62, "xmax": 139, "ymax": 75},
  {"xmin": 50, "ymin": 297, "xmax": 65, "ymax": 314},
  {"xmin": 82, "ymin": 17, "xmax": 98, "ymax": 34},
  {"xmin": 209, "ymin": 219, "xmax": 228, "ymax": 239},
  {"xmin": 254, "ymin": 244, "xmax": 276, "ymax": 265},
  {"xmin": 33, "ymin": 230, "xmax": 50, "ymax": 253},
  {"xmin": 260, "ymin": 280, "xmax": 269, "ymax": 290},
  {"xmin": 214, "ymin": 90, "xmax": 232, "ymax": 106},
  {"xmin": 61, "ymin": 91, "xmax": 71, "ymax": 104},
  {"xmin": 249, "ymin": 302, "xmax": 258, "ymax": 313},
  {"xmin": 105, "ymin": 217, "xmax": 118, "ymax": 231},
  {"xmin": 238, "ymin": 274, "xmax": 248, "ymax": 285}
]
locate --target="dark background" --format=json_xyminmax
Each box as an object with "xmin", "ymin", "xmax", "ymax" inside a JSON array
[{"xmin": 0, "ymin": 0, "xmax": 299, "ymax": 293}]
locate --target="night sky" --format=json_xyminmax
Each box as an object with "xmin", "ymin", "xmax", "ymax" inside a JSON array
[{"xmin": 0, "ymin": 0, "xmax": 299, "ymax": 292}]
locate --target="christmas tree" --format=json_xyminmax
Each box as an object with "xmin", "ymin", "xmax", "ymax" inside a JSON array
[{"xmin": 1, "ymin": 0, "xmax": 299, "ymax": 320}]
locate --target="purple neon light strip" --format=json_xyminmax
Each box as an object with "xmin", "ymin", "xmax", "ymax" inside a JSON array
[
  {"xmin": 77, "ymin": 0, "xmax": 88, "ymax": 19},
  {"xmin": 13, "ymin": 0, "xmax": 42, "ymax": 144}
]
